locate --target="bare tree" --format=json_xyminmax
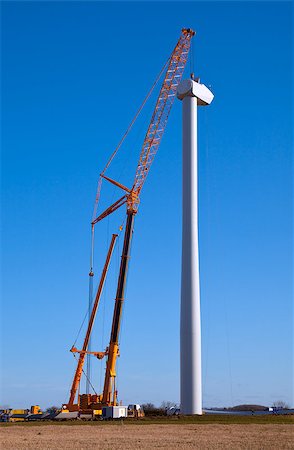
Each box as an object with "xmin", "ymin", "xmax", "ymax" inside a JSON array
[
  {"xmin": 141, "ymin": 403, "xmax": 166, "ymax": 416},
  {"xmin": 141, "ymin": 403, "xmax": 155, "ymax": 411},
  {"xmin": 272, "ymin": 400, "xmax": 289, "ymax": 409},
  {"xmin": 160, "ymin": 401, "xmax": 177, "ymax": 411},
  {"xmin": 45, "ymin": 406, "xmax": 60, "ymax": 414}
]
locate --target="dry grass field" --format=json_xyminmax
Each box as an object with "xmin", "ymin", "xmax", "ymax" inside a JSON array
[{"xmin": 1, "ymin": 421, "xmax": 293, "ymax": 450}]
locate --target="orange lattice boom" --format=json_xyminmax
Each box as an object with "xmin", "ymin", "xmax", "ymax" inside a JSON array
[
  {"xmin": 131, "ymin": 28, "xmax": 195, "ymax": 204},
  {"xmin": 64, "ymin": 28, "xmax": 195, "ymax": 414},
  {"xmin": 92, "ymin": 28, "xmax": 195, "ymax": 224}
]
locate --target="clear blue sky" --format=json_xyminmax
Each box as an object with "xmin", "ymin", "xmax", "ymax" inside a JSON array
[{"xmin": 1, "ymin": 2, "xmax": 293, "ymax": 409}]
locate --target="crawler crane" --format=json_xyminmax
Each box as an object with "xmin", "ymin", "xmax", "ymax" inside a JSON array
[{"xmin": 61, "ymin": 28, "xmax": 195, "ymax": 418}]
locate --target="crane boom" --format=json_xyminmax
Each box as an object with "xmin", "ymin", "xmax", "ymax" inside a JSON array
[
  {"xmin": 63, "ymin": 29, "xmax": 195, "ymax": 416},
  {"xmin": 130, "ymin": 28, "xmax": 195, "ymax": 209},
  {"xmin": 102, "ymin": 210, "xmax": 135, "ymax": 404},
  {"xmin": 65, "ymin": 234, "xmax": 117, "ymax": 410},
  {"xmin": 92, "ymin": 28, "xmax": 195, "ymax": 223},
  {"xmin": 101, "ymin": 28, "xmax": 195, "ymax": 406}
]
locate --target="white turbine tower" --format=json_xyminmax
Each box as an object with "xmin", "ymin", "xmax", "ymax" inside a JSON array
[{"xmin": 177, "ymin": 78, "xmax": 214, "ymax": 415}]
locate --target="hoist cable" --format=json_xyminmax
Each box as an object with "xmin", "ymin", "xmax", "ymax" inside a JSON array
[
  {"xmin": 191, "ymin": 36, "xmax": 195, "ymax": 76},
  {"xmin": 101, "ymin": 55, "xmax": 171, "ymax": 178},
  {"xmin": 203, "ymin": 108, "xmax": 211, "ymax": 397},
  {"xmin": 91, "ymin": 55, "xmax": 171, "ymax": 219},
  {"xmin": 89, "ymin": 224, "xmax": 95, "ymax": 272},
  {"xmin": 72, "ymin": 305, "xmax": 91, "ymax": 347},
  {"xmin": 92, "ymin": 176, "xmax": 103, "ymax": 223},
  {"xmin": 72, "ymin": 352, "xmax": 98, "ymax": 396}
]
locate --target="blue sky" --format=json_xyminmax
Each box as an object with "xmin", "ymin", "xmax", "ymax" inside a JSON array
[{"xmin": 1, "ymin": 1, "xmax": 293, "ymax": 409}]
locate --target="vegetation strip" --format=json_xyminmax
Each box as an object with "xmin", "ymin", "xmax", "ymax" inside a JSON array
[{"xmin": 1, "ymin": 414, "xmax": 293, "ymax": 426}]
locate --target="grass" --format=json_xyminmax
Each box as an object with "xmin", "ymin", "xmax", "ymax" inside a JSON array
[{"xmin": 1, "ymin": 413, "xmax": 293, "ymax": 426}]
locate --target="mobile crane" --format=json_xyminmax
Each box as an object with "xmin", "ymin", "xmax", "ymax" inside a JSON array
[{"xmin": 61, "ymin": 28, "xmax": 195, "ymax": 418}]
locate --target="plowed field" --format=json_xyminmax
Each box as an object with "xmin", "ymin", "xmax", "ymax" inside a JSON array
[{"xmin": 1, "ymin": 422, "xmax": 293, "ymax": 449}]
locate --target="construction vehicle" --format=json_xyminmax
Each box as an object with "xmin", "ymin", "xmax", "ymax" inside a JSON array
[
  {"xmin": 60, "ymin": 28, "xmax": 195, "ymax": 419},
  {"xmin": 8, "ymin": 409, "xmax": 29, "ymax": 422},
  {"xmin": 30, "ymin": 405, "xmax": 42, "ymax": 414},
  {"xmin": 127, "ymin": 404, "xmax": 145, "ymax": 418}
]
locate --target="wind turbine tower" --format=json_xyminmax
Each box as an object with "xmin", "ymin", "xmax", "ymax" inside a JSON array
[{"xmin": 177, "ymin": 77, "xmax": 214, "ymax": 415}]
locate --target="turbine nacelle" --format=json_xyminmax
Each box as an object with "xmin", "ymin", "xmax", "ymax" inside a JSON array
[{"xmin": 177, "ymin": 79, "xmax": 214, "ymax": 106}]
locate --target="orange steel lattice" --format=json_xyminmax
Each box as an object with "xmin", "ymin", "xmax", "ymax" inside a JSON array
[
  {"xmin": 65, "ymin": 29, "xmax": 195, "ymax": 411},
  {"xmin": 92, "ymin": 28, "xmax": 194, "ymax": 224},
  {"xmin": 131, "ymin": 28, "xmax": 195, "ymax": 205}
]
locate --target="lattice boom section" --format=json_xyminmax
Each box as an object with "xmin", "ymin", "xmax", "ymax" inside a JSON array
[{"xmin": 131, "ymin": 29, "xmax": 194, "ymax": 202}]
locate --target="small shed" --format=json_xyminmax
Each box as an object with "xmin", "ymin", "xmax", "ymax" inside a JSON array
[{"xmin": 102, "ymin": 406, "xmax": 128, "ymax": 419}]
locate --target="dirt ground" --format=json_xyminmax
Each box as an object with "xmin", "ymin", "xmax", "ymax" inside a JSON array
[{"xmin": 1, "ymin": 423, "xmax": 293, "ymax": 450}]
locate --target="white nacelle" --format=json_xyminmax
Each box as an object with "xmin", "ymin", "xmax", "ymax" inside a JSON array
[{"xmin": 177, "ymin": 79, "xmax": 214, "ymax": 105}]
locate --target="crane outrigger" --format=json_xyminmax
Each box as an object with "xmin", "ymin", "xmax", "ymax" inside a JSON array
[{"xmin": 61, "ymin": 28, "xmax": 195, "ymax": 418}]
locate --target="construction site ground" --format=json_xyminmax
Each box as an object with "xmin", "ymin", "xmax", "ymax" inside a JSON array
[{"xmin": 1, "ymin": 415, "xmax": 293, "ymax": 449}]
